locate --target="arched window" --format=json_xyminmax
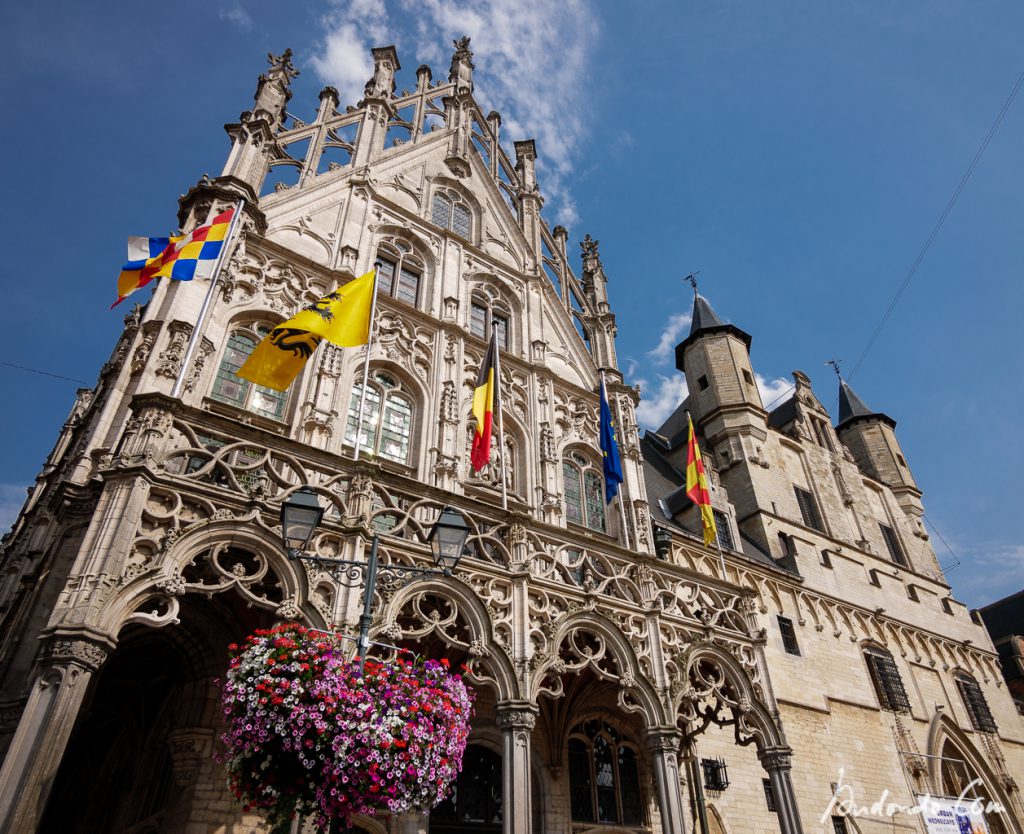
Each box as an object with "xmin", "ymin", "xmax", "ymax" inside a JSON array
[
  {"xmin": 568, "ymin": 719, "xmax": 644, "ymax": 826},
  {"xmin": 431, "ymin": 187, "xmax": 472, "ymax": 238},
  {"xmin": 377, "ymin": 239, "xmax": 424, "ymax": 307},
  {"xmin": 469, "ymin": 288, "xmax": 510, "ymax": 350},
  {"xmin": 345, "ymin": 371, "xmax": 413, "ymax": 464},
  {"xmin": 863, "ymin": 646, "xmax": 911, "ymax": 713},
  {"xmin": 429, "ymin": 745, "xmax": 502, "ymax": 834},
  {"xmin": 563, "ymin": 451, "xmax": 606, "ymax": 532},
  {"xmin": 955, "ymin": 673, "xmax": 998, "ymax": 733},
  {"xmin": 210, "ymin": 323, "xmax": 288, "ymax": 420}
]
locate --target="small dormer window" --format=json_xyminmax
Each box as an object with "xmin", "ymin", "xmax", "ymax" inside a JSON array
[{"xmin": 431, "ymin": 188, "xmax": 472, "ymax": 238}]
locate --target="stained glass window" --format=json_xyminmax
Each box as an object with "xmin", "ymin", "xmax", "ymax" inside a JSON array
[
  {"xmin": 345, "ymin": 372, "xmax": 413, "ymax": 464},
  {"xmin": 568, "ymin": 720, "xmax": 644, "ymax": 826},
  {"xmin": 210, "ymin": 324, "xmax": 287, "ymax": 420},
  {"xmin": 564, "ymin": 452, "xmax": 606, "ymax": 532}
]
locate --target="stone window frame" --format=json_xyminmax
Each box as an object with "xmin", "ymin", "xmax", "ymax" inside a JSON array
[{"xmin": 777, "ymin": 615, "xmax": 801, "ymax": 656}]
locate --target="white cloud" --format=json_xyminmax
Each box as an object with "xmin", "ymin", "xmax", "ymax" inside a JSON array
[
  {"xmin": 309, "ymin": 0, "xmax": 599, "ymax": 227},
  {"xmin": 646, "ymin": 312, "xmax": 692, "ymax": 365},
  {"xmin": 0, "ymin": 484, "xmax": 28, "ymax": 537},
  {"xmin": 756, "ymin": 373, "xmax": 793, "ymax": 410},
  {"xmin": 634, "ymin": 375, "xmax": 689, "ymax": 430},
  {"xmin": 219, "ymin": 4, "xmax": 253, "ymax": 31}
]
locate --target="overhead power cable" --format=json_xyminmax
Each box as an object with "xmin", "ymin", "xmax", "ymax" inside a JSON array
[
  {"xmin": 847, "ymin": 66, "xmax": 1024, "ymax": 383},
  {"xmin": 0, "ymin": 361, "xmax": 91, "ymax": 386}
]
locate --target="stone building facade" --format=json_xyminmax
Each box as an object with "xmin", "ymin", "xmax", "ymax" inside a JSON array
[{"xmin": 0, "ymin": 39, "xmax": 1020, "ymax": 834}]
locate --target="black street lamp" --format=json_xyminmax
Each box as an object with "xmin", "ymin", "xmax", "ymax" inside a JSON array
[
  {"xmin": 280, "ymin": 486, "xmax": 326, "ymax": 557},
  {"xmin": 280, "ymin": 490, "xmax": 470, "ymax": 671}
]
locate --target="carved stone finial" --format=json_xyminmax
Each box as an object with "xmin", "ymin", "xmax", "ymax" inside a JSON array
[
  {"xmin": 364, "ymin": 45, "xmax": 401, "ymax": 100},
  {"xmin": 266, "ymin": 48, "xmax": 300, "ymax": 83},
  {"xmin": 449, "ymin": 36, "xmax": 475, "ymax": 92},
  {"xmin": 580, "ymin": 234, "xmax": 599, "ymax": 258}
]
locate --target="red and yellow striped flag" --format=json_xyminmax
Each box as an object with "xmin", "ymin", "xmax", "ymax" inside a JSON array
[
  {"xmin": 470, "ymin": 333, "xmax": 500, "ymax": 472},
  {"xmin": 685, "ymin": 414, "xmax": 718, "ymax": 547}
]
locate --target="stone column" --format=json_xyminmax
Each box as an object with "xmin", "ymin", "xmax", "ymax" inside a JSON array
[
  {"xmin": 0, "ymin": 634, "xmax": 112, "ymax": 834},
  {"xmin": 646, "ymin": 728, "xmax": 688, "ymax": 834},
  {"xmin": 759, "ymin": 746, "xmax": 805, "ymax": 834},
  {"xmin": 497, "ymin": 701, "xmax": 537, "ymax": 834}
]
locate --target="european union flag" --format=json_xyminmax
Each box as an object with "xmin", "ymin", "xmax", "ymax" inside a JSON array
[{"xmin": 599, "ymin": 377, "xmax": 624, "ymax": 503}]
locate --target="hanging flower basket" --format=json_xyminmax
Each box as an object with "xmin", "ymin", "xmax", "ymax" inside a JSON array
[{"xmin": 219, "ymin": 623, "xmax": 474, "ymax": 832}]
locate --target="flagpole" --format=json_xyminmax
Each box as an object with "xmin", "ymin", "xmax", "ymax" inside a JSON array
[
  {"xmin": 171, "ymin": 198, "xmax": 245, "ymax": 399},
  {"xmin": 602, "ymin": 371, "xmax": 631, "ymax": 550},
  {"xmin": 352, "ymin": 262, "xmax": 381, "ymax": 461},
  {"xmin": 492, "ymin": 330, "xmax": 508, "ymax": 511}
]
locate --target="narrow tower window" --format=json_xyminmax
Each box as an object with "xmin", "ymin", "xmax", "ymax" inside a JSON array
[
  {"xmin": 955, "ymin": 674, "xmax": 998, "ymax": 733},
  {"xmin": 778, "ymin": 616, "xmax": 801, "ymax": 656},
  {"xmin": 878, "ymin": 523, "xmax": 908, "ymax": 567},
  {"xmin": 794, "ymin": 487, "xmax": 824, "ymax": 532}
]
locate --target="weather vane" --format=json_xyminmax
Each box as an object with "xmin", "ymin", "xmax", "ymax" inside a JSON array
[
  {"xmin": 825, "ymin": 359, "xmax": 842, "ymax": 379},
  {"xmin": 684, "ymin": 272, "xmax": 700, "ymax": 296}
]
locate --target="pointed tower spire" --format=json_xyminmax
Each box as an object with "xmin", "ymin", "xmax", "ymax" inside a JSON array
[
  {"xmin": 675, "ymin": 292, "xmax": 752, "ymax": 370},
  {"xmin": 837, "ymin": 379, "xmax": 895, "ymax": 430}
]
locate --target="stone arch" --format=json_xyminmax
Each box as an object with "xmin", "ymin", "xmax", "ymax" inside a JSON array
[
  {"xmin": 707, "ymin": 803, "xmax": 730, "ymax": 834},
  {"xmin": 102, "ymin": 517, "xmax": 324, "ymax": 637},
  {"xmin": 531, "ymin": 610, "xmax": 665, "ymax": 730},
  {"xmin": 673, "ymin": 641, "xmax": 782, "ymax": 751},
  {"xmin": 926, "ymin": 711, "xmax": 1022, "ymax": 833},
  {"xmin": 379, "ymin": 574, "xmax": 520, "ymax": 702}
]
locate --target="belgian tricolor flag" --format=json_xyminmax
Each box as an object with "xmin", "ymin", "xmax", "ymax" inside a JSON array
[{"xmin": 470, "ymin": 333, "xmax": 501, "ymax": 472}]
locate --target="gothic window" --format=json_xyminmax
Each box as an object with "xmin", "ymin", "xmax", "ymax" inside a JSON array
[
  {"xmin": 811, "ymin": 416, "xmax": 835, "ymax": 451},
  {"xmin": 210, "ymin": 323, "xmax": 288, "ymax": 420},
  {"xmin": 429, "ymin": 745, "xmax": 502, "ymax": 833},
  {"xmin": 713, "ymin": 510, "xmax": 734, "ymax": 550},
  {"xmin": 794, "ymin": 487, "xmax": 824, "ymax": 532},
  {"xmin": 563, "ymin": 451, "xmax": 606, "ymax": 532},
  {"xmin": 344, "ymin": 371, "xmax": 413, "ymax": 464},
  {"xmin": 469, "ymin": 290, "xmax": 510, "ymax": 349},
  {"xmin": 778, "ymin": 615, "xmax": 801, "ymax": 656},
  {"xmin": 568, "ymin": 720, "xmax": 644, "ymax": 826},
  {"xmin": 879, "ymin": 523, "xmax": 908, "ymax": 567},
  {"xmin": 956, "ymin": 674, "xmax": 998, "ymax": 733},
  {"xmin": 377, "ymin": 240, "xmax": 423, "ymax": 307},
  {"xmin": 864, "ymin": 646, "xmax": 911, "ymax": 713},
  {"xmin": 431, "ymin": 188, "xmax": 473, "ymax": 239}
]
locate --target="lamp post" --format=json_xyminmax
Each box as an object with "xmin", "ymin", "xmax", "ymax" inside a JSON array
[{"xmin": 279, "ymin": 488, "xmax": 471, "ymax": 672}]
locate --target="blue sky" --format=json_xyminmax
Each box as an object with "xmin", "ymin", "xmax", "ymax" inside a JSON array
[{"xmin": 1, "ymin": 1, "xmax": 1021, "ymax": 607}]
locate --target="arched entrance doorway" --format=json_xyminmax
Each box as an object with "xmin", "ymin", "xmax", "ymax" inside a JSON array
[{"xmin": 39, "ymin": 592, "xmax": 271, "ymax": 833}]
